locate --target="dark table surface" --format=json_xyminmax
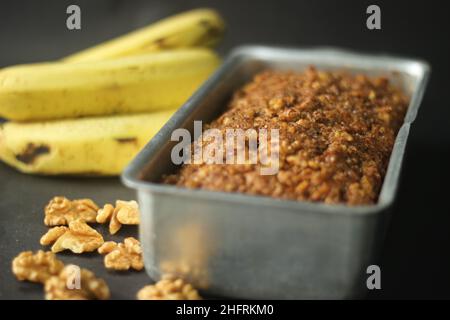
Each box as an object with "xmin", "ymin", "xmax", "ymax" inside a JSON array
[{"xmin": 1, "ymin": 0, "xmax": 449, "ymax": 299}]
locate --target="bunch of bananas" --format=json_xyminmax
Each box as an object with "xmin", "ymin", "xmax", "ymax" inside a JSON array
[{"xmin": 0, "ymin": 8, "xmax": 224, "ymax": 175}]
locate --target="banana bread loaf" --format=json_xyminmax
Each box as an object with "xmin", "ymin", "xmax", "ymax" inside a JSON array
[{"xmin": 164, "ymin": 67, "xmax": 409, "ymax": 205}]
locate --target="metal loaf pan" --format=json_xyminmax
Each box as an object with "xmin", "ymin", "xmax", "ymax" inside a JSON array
[{"xmin": 122, "ymin": 46, "xmax": 430, "ymax": 299}]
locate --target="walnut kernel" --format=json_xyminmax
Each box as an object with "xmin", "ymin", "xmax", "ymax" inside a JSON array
[
  {"xmin": 44, "ymin": 196, "xmax": 98, "ymax": 226},
  {"xmin": 137, "ymin": 275, "xmax": 201, "ymax": 300},
  {"xmin": 41, "ymin": 219, "xmax": 104, "ymax": 253},
  {"xmin": 96, "ymin": 200, "xmax": 140, "ymax": 235},
  {"xmin": 12, "ymin": 250, "xmax": 64, "ymax": 284},
  {"xmin": 44, "ymin": 265, "xmax": 110, "ymax": 300},
  {"xmin": 40, "ymin": 226, "xmax": 68, "ymax": 246},
  {"xmin": 116, "ymin": 200, "xmax": 140, "ymax": 225},
  {"xmin": 97, "ymin": 237, "xmax": 143, "ymax": 271}
]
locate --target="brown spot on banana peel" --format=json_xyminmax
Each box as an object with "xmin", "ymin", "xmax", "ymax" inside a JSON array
[
  {"xmin": 198, "ymin": 19, "xmax": 223, "ymax": 37},
  {"xmin": 15, "ymin": 143, "xmax": 50, "ymax": 164},
  {"xmin": 154, "ymin": 37, "xmax": 169, "ymax": 49},
  {"xmin": 142, "ymin": 19, "xmax": 224, "ymax": 50},
  {"xmin": 140, "ymin": 37, "xmax": 172, "ymax": 50},
  {"xmin": 114, "ymin": 137, "xmax": 138, "ymax": 144},
  {"xmin": 194, "ymin": 20, "xmax": 224, "ymax": 47}
]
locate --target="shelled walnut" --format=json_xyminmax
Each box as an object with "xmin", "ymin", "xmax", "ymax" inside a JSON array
[
  {"xmin": 137, "ymin": 274, "xmax": 201, "ymax": 300},
  {"xmin": 40, "ymin": 226, "xmax": 68, "ymax": 246},
  {"xmin": 40, "ymin": 219, "xmax": 104, "ymax": 253},
  {"xmin": 44, "ymin": 196, "xmax": 98, "ymax": 226},
  {"xmin": 97, "ymin": 237, "xmax": 143, "ymax": 271},
  {"xmin": 96, "ymin": 200, "xmax": 140, "ymax": 235},
  {"xmin": 160, "ymin": 260, "xmax": 209, "ymax": 289},
  {"xmin": 44, "ymin": 265, "xmax": 110, "ymax": 300},
  {"xmin": 12, "ymin": 250, "xmax": 64, "ymax": 284}
]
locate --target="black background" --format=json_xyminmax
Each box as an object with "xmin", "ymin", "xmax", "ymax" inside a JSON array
[{"xmin": 0, "ymin": 0, "xmax": 449, "ymax": 299}]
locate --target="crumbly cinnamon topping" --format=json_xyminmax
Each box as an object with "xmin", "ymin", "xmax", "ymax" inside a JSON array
[{"xmin": 164, "ymin": 67, "xmax": 409, "ymax": 205}]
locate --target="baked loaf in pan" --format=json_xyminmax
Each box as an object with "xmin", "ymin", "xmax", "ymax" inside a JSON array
[{"xmin": 164, "ymin": 67, "xmax": 409, "ymax": 205}]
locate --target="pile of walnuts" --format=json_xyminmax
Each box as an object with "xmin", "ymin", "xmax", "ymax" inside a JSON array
[
  {"xmin": 12, "ymin": 250, "xmax": 110, "ymax": 300},
  {"xmin": 39, "ymin": 197, "xmax": 142, "ymax": 265},
  {"xmin": 12, "ymin": 196, "xmax": 201, "ymax": 300}
]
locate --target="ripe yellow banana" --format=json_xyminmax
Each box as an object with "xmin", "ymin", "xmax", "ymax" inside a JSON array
[
  {"xmin": 63, "ymin": 8, "xmax": 225, "ymax": 63},
  {"xmin": 0, "ymin": 48, "xmax": 220, "ymax": 121},
  {"xmin": 0, "ymin": 111, "xmax": 175, "ymax": 175}
]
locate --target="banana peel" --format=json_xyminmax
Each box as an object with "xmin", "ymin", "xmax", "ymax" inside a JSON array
[
  {"xmin": 63, "ymin": 8, "xmax": 225, "ymax": 63},
  {"xmin": 0, "ymin": 111, "xmax": 175, "ymax": 175},
  {"xmin": 0, "ymin": 48, "xmax": 220, "ymax": 121}
]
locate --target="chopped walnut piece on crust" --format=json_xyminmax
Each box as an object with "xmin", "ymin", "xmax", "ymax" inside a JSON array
[
  {"xmin": 41, "ymin": 219, "xmax": 104, "ymax": 253},
  {"xmin": 96, "ymin": 200, "xmax": 140, "ymax": 235},
  {"xmin": 97, "ymin": 237, "xmax": 143, "ymax": 271},
  {"xmin": 44, "ymin": 265, "xmax": 110, "ymax": 300},
  {"xmin": 12, "ymin": 250, "xmax": 64, "ymax": 284},
  {"xmin": 44, "ymin": 196, "xmax": 99, "ymax": 226},
  {"xmin": 137, "ymin": 274, "xmax": 201, "ymax": 300}
]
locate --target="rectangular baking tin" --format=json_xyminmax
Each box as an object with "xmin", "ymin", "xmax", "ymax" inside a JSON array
[{"xmin": 122, "ymin": 46, "xmax": 430, "ymax": 299}]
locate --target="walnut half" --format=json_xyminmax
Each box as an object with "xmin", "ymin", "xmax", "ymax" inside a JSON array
[
  {"xmin": 40, "ymin": 219, "xmax": 104, "ymax": 253},
  {"xmin": 44, "ymin": 265, "xmax": 110, "ymax": 300},
  {"xmin": 97, "ymin": 237, "xmax": 143, "ymax": 271},
  {"xmin": 12, "ymin": 250, "xmax": 65, "ymax": 284},
  {"xmin": 96, "ymin": 200, "xmax": 140, "ymax": 235},
  {"xmin": 44, "ymin": 196, "xmax": 99, "ymax": 226}
]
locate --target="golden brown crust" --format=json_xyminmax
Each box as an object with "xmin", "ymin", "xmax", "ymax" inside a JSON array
[{"xmin": 164, "ymin": 67, "xmax": 409, "ymax": 205}]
